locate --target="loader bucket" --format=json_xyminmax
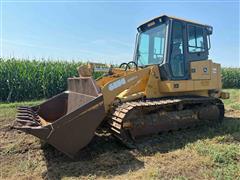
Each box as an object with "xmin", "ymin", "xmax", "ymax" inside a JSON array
[{"xmin": 13, "ymin": 77, "xmax": 106, "ymax": 158}]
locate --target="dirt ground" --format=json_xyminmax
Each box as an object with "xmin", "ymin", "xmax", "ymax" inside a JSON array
[{"xmin": 0, "ymin": 91, "xmax": 240, "ymax": 180}]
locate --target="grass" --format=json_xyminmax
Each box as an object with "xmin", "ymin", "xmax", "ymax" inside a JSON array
[
  {"xmin": 0, "ymin": 89, "xmax": 239, "ymax": 180},
  {"xmin": 189, "ymin": 141, "xmax": 240, "ymax": 179},
  {"xmin": 222, "ymin": 89, "xmax": 240, "ymax": 110},
  {"xmin": 0, "ymin": 100, "xmax": 44, "ymax": 109}
]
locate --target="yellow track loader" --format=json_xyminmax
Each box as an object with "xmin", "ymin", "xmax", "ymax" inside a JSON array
[{"xmin": 14, "ymin": 15, "xmax": 229, "ymax": 158}]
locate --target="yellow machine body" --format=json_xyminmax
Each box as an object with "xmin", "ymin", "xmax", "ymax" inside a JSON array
[{"xmin": 94, "ymin": 60, "xmax": 224, "ymax": 111}]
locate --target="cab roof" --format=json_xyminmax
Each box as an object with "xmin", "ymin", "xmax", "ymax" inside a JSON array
[{"xmin": 137, "ymin": 15, "xmax": 213, "ymax": 33}]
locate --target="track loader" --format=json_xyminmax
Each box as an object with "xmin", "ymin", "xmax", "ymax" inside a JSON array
[{"xmin": 14, "ymin": 15, "xmax": 229, "ymax": 158}]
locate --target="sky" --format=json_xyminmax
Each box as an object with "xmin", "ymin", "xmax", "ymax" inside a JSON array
[{"xmin": 0, "ymin": 0, "xmax": 239, "ymax": 67}]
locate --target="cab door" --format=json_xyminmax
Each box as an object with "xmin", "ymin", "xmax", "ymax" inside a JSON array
[{"xmin": 169, "ymin": 20, "xmax": 188, "ymax": 80}]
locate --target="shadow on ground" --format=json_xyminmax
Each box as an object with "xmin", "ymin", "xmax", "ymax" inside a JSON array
[
  {"xmin": 41, "ymin": 132, "xmax": 144, "ymax": 179},
  {"xmin": 42, "ymin": 115, "xmax": 240, "ymax": 179}
]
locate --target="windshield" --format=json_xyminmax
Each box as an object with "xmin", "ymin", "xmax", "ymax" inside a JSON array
[{"xmin": 136, "ymin": 23, "xmax": 167, "ymax": 66}]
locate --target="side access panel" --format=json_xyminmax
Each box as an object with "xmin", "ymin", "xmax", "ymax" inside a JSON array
[{"xmin": 190, "ymin": 60, "xmax": 211, "ymax": 80}]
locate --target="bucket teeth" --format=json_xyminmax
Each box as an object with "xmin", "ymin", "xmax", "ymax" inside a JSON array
[
  {"xmin": 16, "ymin": 115, "xmax": 39, "ymax": 122},
  {"xmin": 17, "ymin": 106, "xmax": 32, "ymax": 111},
  {"xmin": 17, "ymin": 112, "xmax": 39, "ymax": 120},
  {"xmin": 17, "ymin": 106, "xmax": 39, "ymax": 111},
  {"xmin": 16, "ymin": 118, "xmax": 40, "ymax": 126},
  {"xmin": 15, "ymin": 106, "xmax": 41, "ymax": 127},
  {"xmin": 17, "ymin": 107, "xmax": 34, "ymax": 113}
]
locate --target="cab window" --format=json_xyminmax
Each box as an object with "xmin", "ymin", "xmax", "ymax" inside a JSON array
[
  {"xmin": 137, "ymin": 23, "xmax": 167, "ymax": 66},
  {"xmin": 188, "ymin": 25, "xmax": 205, "ymax": 53}
]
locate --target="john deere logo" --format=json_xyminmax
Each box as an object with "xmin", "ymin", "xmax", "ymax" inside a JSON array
[{"xmin": 203, "ymin": 67, "xmax": 208, "ymax": 73}]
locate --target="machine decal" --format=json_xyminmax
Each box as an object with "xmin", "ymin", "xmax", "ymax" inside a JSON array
[
  {"xmin": 174, "ymin": 83, "xmax": 179, "ymax": 88},
  {"xmin": 127, "ymin": 75, "xmax": 138, "ymax": 83},
  {"xmin": 212, "ymin": 67, "xmax": 217, "ymax": 74},
  {"xmin": 108, "ymin": 78, "xmax": 126, "ymax": 91},
  {"xmin": 203, "ymin": 67, "xmax": 208, "ymax": 73},
  {"xmin": 148, "ymin": 21, "xmax": 155, "ymax": 27}
]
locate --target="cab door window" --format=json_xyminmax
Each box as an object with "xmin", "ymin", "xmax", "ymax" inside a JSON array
[
  {"xmin": 188, "ymin": 25, "xmax": 205, "ymax": 52},
  {"xmin": 150, "ymin": 36, "xmax": 165, "ymax": 64},
  {"xmin": 170, "ymin": 21, "xmax": 185, "ymax": 77}
]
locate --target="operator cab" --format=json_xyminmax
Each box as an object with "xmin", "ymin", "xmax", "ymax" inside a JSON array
[{"xmin": 135, "ymin": 15, "xmax": 213, "ymax": 80}]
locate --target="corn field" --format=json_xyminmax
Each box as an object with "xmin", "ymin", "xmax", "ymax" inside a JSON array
[
  {"xmin": 221, "ymin": 67, "xmax": 240, "ymax": 89},
  {"xmin": 0, "ymin": 58, "xmax": 80, "ymax": 101},
  {"xmin": 0, "ymin": 58, "xmax": 239, "ymax": 102}
]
